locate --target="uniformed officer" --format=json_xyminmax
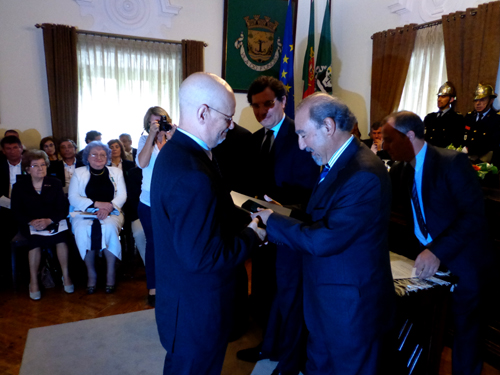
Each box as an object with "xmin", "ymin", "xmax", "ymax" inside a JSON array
[
  {"xmin": 424, "ymin": 81, "xmax": 464, "ymax": 148},
  {"xmin": 464, "ymin": 83, "xmax": 500, "ymax": 162}
]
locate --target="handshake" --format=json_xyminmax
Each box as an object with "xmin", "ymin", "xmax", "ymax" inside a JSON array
[{"xmin": 246, "ymin": 195, "xmax": 279, "ymax": 244}]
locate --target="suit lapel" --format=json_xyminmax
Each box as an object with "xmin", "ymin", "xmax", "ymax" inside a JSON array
[{"xmin": 307, "ymin": 137, "xmax": 359, "ymax": 212}]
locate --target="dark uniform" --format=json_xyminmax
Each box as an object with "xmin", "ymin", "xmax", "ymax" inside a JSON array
[
  {"xmin": 424, "ymin": 108, "xmax": 465, "ymax": 148},
  {"xmin": 463, "ymin": 109, "xmax": 500, "ymax": 158}
]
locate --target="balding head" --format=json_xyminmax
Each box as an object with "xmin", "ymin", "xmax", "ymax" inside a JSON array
[{"xmin": 178, "ymin": 73, "xmax": 236, "ymax": 149}]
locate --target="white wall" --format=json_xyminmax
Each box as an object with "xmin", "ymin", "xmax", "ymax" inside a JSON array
[{"xmin": 0, "ymin": 0, "xmax": 489, "ymax": 148}]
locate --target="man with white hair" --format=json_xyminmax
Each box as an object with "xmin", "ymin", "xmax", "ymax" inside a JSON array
[
  {"xmin": 150, "ymin": 72, "xmax": 264, "ymax": 375},
  {"xmin": 255, "ymin": 93, "xmax": 395, "ymax": 375}
]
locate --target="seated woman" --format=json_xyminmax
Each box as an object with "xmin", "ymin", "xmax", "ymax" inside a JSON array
[
  {"xmin": 107, "ymin": 139, "xmax": 135, "ymax": 178},
  {"xmin": 68, "ymin": 141, "xmax": 127, "ymax": 294},
  {"xmin": 40, "ymin": 136, "xmax": 61, "ymax": 161},
  {"xmin": 11, "ymin": 150, "xmax": 73, "ymax": 300}
]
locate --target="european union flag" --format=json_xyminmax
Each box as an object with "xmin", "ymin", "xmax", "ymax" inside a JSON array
[{"xmin": 279, "ymin": 0, "xmax": 295, "ymax": 119}]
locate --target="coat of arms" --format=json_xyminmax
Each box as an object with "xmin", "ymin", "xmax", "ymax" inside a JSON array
[{"xmin": 234, "ymin": 15, "xmax": 282, "ymax": 72}]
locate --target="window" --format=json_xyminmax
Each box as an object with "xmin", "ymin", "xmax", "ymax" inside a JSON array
[
  {"xmin": 398, "ymin": 24, "xmax": 447, "ymax": 119},
  {"xmin": 77, "ymin": 34, "xmax": 181, "ymax": 149}
]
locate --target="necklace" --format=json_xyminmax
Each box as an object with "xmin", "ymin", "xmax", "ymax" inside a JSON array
[{"xmin": 90, "ymin": 168, "xmax": 105, "ymax": 176}]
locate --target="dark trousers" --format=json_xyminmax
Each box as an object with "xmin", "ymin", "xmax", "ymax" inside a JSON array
[
  {"xmin": 262, "ymin": 247, "xmax": 306, "ymax": 375},
  {"xmin": 450, "ymin": 270, "xmax": 489, "ymax": 375},
  {"xmin": 138, "ymin": 202, "xmax": 155, "ymax": 290}
]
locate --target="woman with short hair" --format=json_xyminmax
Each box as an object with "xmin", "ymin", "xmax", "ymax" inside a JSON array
[
  {"xmin": 69, "ymin": 141, "xmax": 127, "ymax": 294},
  {"xmin": 11, "ymin": 150, "xmax": 73, "ymax": 300}
]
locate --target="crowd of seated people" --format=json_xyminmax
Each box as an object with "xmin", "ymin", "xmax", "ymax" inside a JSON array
[{"xmin": 0, "ymin": 127, "xmax": 160, "ymax": 302}]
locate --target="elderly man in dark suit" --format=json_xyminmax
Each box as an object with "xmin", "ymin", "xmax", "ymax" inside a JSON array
[
  {"xmin": 237, "ymin": 76, "xmax": 319, "ymax": 375},
  {"xmin": 383, "ymin": 111, "xmax": 493, "ymax": 375},
  {"xmin": 255, "ymin": 93, "xmax": 395, "ymax": 375},
  {"xmin": 150, "ymin": 72, "xmax": 264, "ymax": 375}
]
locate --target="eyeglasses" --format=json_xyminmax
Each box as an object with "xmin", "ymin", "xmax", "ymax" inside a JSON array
[
  {"xmin": 30, "ymin": 163, "xmax": 47, "ymax": 169},
  {"xmin": 206, "ymin": 105, "xmax": 233, "ymax": 126},
  {"xmin": 89, "ymin": 153, "xmax": 107, "ymax": 159},
  {"xmin": 250, "ymin": 98, "xmax": 277, "ymax": 110}
]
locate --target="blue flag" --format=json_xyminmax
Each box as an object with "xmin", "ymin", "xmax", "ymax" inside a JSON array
[{"xmin": 279, "ymin": 0, "xmax": 295, "ymax": 119}]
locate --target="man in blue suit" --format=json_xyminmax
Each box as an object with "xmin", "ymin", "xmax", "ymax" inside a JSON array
[
  {"xmin": 383, "ymin": 111, "xmax": 494, "ymax": 375},
  {"xmin": 150, "ymin": 72, "xmax": 264, "ymax": 375},
  {"xmin": 255, "ymin": 93, "xmax": 395, "ymax": 375},
  {"xmin": 237, "ymin": 76, "xmax": 319, "ymax": 375}
]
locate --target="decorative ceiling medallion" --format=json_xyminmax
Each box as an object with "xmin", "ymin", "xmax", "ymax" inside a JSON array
[
  {"xmin": 74, "ymin": 0, "xmax": 181, "ymax": 31},
  {"xmin": 105, "ymin": 0, "xmax": 149, "ymax": 28}
]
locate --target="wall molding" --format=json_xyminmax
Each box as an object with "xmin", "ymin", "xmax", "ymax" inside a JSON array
[{"xmin": 74, "ymin": 0, "xmax": 181, "ymax": 32}]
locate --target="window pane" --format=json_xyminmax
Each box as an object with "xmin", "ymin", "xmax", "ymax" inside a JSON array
[
  {"xmin": 398, "ymin": 25, "xmax": 447, "ymax": 120},
  {"xmin": 77, "ymin": 35, "xmax": 181, "ymax": 149}
]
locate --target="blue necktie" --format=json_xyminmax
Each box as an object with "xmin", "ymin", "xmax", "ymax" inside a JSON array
[
  {"xmin": 408, "ymin": 165, "xmax": 428, "ymax": 238},
  {"xmin": 319, "ymin": 164, "xmax": 330, "ymax": 184}
]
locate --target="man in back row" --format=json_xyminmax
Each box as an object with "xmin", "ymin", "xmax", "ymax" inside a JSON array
[{"xmin": 237, "ymin": 76, "xmax": 319, "ymax": 375}]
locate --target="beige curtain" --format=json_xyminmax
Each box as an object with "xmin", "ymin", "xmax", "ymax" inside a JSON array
[
  {"xmin": 371, "ymin": 25, "xmax": 417, "ymax": 125},
  {"xmin": 182, "ymin": 40, "xmax": 205, "ymax": 80},
  {"xmin": 442, "ymin": 2, "xmax": 500, "ymax": 115},
  {"xmin": 39, "ymin": 23, "xmax": 78, "ymax": 142}
]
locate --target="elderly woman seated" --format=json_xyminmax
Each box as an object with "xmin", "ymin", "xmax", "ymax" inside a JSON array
[
  {"xmin": 11, "ymin": 150, "xmax": 73, "ymax": 300},
  {"xmin": 68, "ymin": 141, "xmax": 127, "ymax": 294}
]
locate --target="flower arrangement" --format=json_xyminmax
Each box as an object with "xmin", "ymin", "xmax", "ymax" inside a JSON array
[
  {"xmin": 472, "ymin": 163, "xmax": 499, "ymax": 179},
  {"xmin": 446, "ymin": 144, "xmax": 468, "ymax": 153}
]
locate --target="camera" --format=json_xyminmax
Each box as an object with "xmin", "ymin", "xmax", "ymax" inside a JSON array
[{"xmin": 158, "ymin": 115, "xmax": 172, "ymax": 132}]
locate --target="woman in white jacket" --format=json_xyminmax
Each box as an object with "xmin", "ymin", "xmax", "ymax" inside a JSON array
[{"xmin": 69, "ymin": 141, "xmax": 127, "ymax": 294}]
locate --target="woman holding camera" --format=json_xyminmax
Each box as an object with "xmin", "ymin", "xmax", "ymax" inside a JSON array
[{"xmin": 137, "ymin": 106, "xmax": 175, "ymax": 306}]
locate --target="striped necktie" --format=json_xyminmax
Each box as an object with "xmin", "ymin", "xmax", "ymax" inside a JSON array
[{"xmin": 318, "ymin": 164, "xmax": 330, "ymax": 184}]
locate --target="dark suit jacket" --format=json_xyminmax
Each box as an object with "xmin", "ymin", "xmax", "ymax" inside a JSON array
[
  {"xmin": 0, "ymin": 158, "xmax": 10, "ymax": 198},
  {"xmin": 47, "ymin": 159, "xmax": 85, "ymax": 187},
  {"xmin": 390, "ymin": 145, "xmax": 492, "ymax": 279},
  {"xmin": 11, "ymin": 176, "xmax": 69, "ymax": 228},
  {"xmin": 150, "ymin": 130, "xmax": 259, "ymax": 371},
  {"xmin": 212, "ymin": 123, "xmax": 252, "ymax": 194},
  {"xmin": 361, "ymin": 138, "xmax": 392, "ymax": 161},
  {"xmin": 424, "ymin": 108, "xmax": 465, "ymax": 148},
  {"xmin": 249, "ymin": 116, "xmax": 319, "ymax": 206},
  {"xmin": 464, "ymin": 109, "xmax": 500, "ymax": 157},
  {"xmin": 267, "ymin": 137, "xmax": 395, "ymax": 358}
]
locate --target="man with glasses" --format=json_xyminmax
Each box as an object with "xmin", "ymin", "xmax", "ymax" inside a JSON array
[
  {"xmin": 236, "ymin": 76, "xmax": 319, "ymax": 375},
  {"xmin": 150, "ymin": 72, "xmax": 264, "ymax": 375}
]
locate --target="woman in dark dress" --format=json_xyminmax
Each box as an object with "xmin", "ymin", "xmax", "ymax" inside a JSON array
[{"xmin": 11, "ymin": 150, "xmax": 73, "ymax": 300}]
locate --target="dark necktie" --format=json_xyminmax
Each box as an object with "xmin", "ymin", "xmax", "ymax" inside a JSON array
[
  {"xmin": 260, "ymin": 129, "xmax": 274, "ymax": 157},
  {"xmin": 318, "ymin": 164, "xmax": 330, "ymax": 184},
  {"xmin": 478, "ymin": 113, "xmax": 483, "ymax": 122},
  {"xmin": 437, "ymin": 111, "xmax": 443, "ymax": 118},
  {"xmin": 406, "ymin": 164, "xmax": 428, "ymax": 238}
]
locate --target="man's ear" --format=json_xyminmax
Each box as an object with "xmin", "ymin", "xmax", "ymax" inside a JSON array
[
  {"xmin": 197, "ymin": 104, "xmax": 209, "ymax": 125},
  {"xmin": 450, "ymin": 97, "xmax": 455, "ymax": 103},
  {"xmin": 323, "ymin": 117, "xmax": 336, "ymax": 136},
  {"xmin": 281, "ymin": 96, "xmax": 287, "ymax": 109},
  {"xmin": 406, "ymin": 130, "xmax": 416, "ymax": 142}
]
